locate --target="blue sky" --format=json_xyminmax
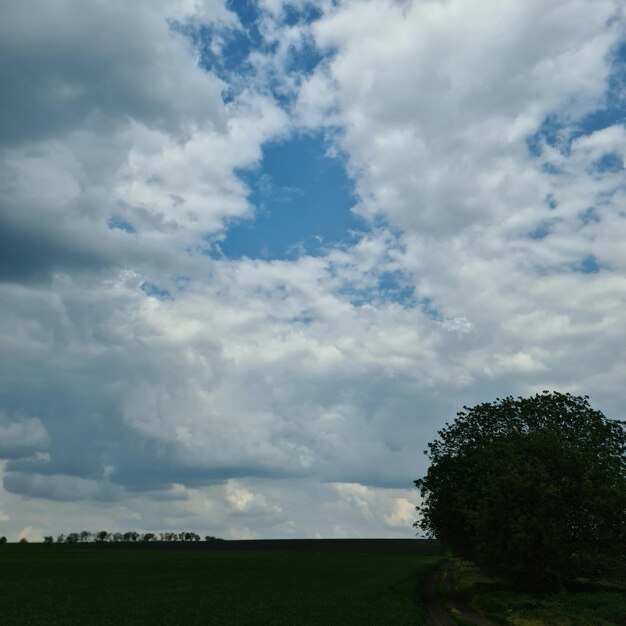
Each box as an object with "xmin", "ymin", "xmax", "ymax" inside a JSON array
[
  {"xmin": 0, "ymin": 0, "xmax": 625, "ymax": 542},
  {"xmin": 198, "ymin": 2, "xmax": 353, "ymax": 261},
  {"xmin": 528, "ymin": 42, "xmax": 626, "ymax": 155},
  {"xmin": 219, "ymin": 133, "xmax": 360, "ymax": 259}
]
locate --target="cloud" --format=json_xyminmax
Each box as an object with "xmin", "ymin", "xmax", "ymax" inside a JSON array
[
  {"xmin": 228, "ymin": 526, "xmax": 259, "ymax": 539},
  {"xmin": 303, "ymin": 0, "xmax": 621, "ymax": 232},
  {"xmin": 18, "ymin": 526, "xmax": 39, "ymax": 542},
  {"xmin": 385, "ymin": 497, "xmax": 416, "ymax": 528},
  {"xmin": 225, "ymin": 480, "xmax": 283, "ymax": 516},
  {"xmin": 0, "ymin": 0, "xmax": 288, "ymax": 285},
  {"xmin": 0, "ymin": 413, "xmax": 49, "ymax": 459},
  {"xmin": 0, "ymin": 0, "xmax": 231, "ymax": 146},
  {"xmin": 0, "ymin": 0, "xmax": 624, "ymax": 539},
  {"xmin": 3, "ymin": 472, "xmax": 122, "ymax": 502}
]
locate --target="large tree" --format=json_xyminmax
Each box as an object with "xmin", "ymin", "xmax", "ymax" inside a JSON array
[{"xmin": 414, "ymin": 391, "xmax": 626, "ymax": 590}]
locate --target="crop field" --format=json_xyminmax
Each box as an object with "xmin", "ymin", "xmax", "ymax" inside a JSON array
[{"xmin": 0, "ymin": 543, "xmax": 442, "ymax": 625}]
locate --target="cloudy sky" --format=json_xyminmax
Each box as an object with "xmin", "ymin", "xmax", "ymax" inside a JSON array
[{"xmin": 1, "ymin": 0, "xmax": 625, "ymax": 541}]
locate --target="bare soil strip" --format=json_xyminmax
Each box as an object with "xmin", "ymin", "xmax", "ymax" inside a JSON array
[
  {"xmin": 423, "ymin": 562, "xmax": 499, "ymax": 626},
  {"xmin": 422, "ymin": 563, "xmax": 456, "ymax": 626}
]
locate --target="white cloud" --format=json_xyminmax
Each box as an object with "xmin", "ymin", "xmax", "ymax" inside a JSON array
[
  {"xmin": 0, "ymin": 0, "xmax": 624, "ymax": 540},
  {"xmin": 303, "ymin": 0, "xmax": 620, "ymax": 233},
  {"xmin": 330, "ymin": 482, "xmax": 420, "ymax": 530},
  {"xmin": 225, "ymin": 480, "xmax": 283, "ymax": 516},
  {"xmin": 385, "ymin": 497, "xmax": 416, "ymax": 528},
  {"xmin": 18, "ymin": 526, "xmax": 39, "ymax": 542},
  {"xmin": 228, "ymin": 526, "xmax": 259, "ymax": 540}
]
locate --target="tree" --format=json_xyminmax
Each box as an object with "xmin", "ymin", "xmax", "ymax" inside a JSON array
[
  {"xmin": 43, "ymin": 536, "xmax": 54, "ymax": 544},
  {"xmin": 414, "ymin": 391, "xmax": 626, "ymax": 590},
  {"xmin": 0, "ymin": 536, "xmax": 6, "ymax": 545}
]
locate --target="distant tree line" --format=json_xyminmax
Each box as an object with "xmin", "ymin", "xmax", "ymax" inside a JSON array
[{"xmin": 42, "ymin": 531, "xmax": 223, "ymax": 544}]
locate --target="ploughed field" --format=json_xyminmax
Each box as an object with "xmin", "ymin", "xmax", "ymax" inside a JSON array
[{"xmin": 1, "ymin": 540, "xmax": 443, "ymax": 625}]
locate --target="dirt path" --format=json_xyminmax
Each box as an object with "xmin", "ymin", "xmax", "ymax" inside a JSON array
[
  {"xmin": 422, "ymin": 562, "xmax": 456, "ymax": 626},
  {"xmin": 422, "ymin": 561, "xmax": 499, "ymax": 626}
]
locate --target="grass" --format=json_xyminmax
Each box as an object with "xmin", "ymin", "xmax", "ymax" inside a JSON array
[
  {"xmin": 0, "ymin": 545, "xmax": 441, "ymax": 625},
  {"xmin": 450, "ymin": 560, "xmax": 626, "ymax": 626},
  {"xmin": 448, "ymin": 612, "xmax": 477, "ymax": 626}
]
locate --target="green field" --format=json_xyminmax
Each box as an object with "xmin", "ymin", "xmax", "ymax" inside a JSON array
[{"xmin": 0, "ymin": 545, "xmax": 441, "ymax": 625}]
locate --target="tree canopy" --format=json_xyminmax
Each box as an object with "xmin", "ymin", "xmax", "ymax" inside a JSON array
[{"xmin": 414, "ymin": 391, "xmax": 626, "ymax": 590}]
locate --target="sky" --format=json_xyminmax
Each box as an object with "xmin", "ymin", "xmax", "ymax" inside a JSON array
[{"xmin": 0, "ymin": 0, "xmax": 625, "ymax": 541}]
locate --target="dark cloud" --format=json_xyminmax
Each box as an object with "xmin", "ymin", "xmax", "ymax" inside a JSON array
[
  {"xmin": 3, "ymin": 471, "xmax": 121, "ymax": 502},
  {"xmin": 0, "ymin": 412, "xmax": 49, "ymax": 459},
  {"xmin": 0, "ymin": 0, "xmax": 226, "ymax": 146},
  {"xmin": 0, "ymin": 0, "xmax": 241, "ymax": 287},
  {"xmin": 0, "ymin": 211, "xmax": 111, "ymax": 284}
]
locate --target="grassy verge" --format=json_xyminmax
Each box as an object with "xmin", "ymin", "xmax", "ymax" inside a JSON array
[
  {"xmin": 450, "ymin": 560, "xmax": 626, "ymax": 626},
  {"xmin": 0, "ymin": 545, "xmax": 441, "ymax": 625}
]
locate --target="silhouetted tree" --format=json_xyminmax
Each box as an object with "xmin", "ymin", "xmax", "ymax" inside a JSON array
[{"xmin": 415, "ymin": 392, "xmax": 626, "ymax": 590}]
